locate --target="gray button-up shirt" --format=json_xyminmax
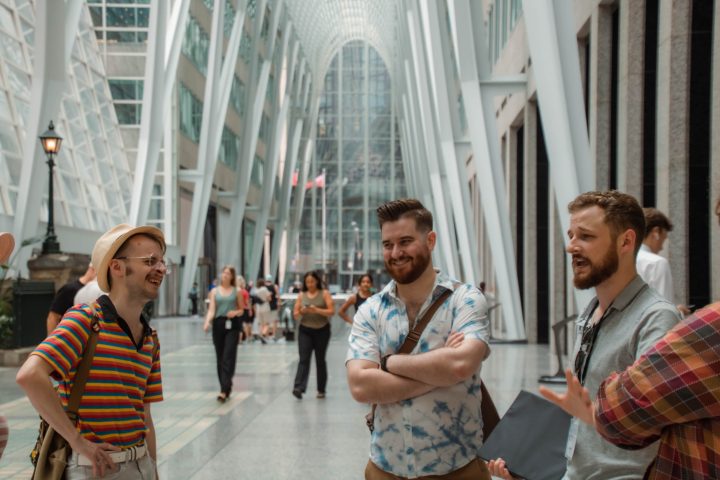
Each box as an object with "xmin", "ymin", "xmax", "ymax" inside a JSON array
[{"xmin": 564, "ymin": 276, "xmax": 681, "ymax": 480}]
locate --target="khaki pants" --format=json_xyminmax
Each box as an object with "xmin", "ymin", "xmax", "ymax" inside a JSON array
[
  {"xmin": 365, "ymin": 458, "xmax": 491, "ymax": 480},
  {"xmin": 65, "ymin": 455, "xmax": 156, "ymax": 480}
]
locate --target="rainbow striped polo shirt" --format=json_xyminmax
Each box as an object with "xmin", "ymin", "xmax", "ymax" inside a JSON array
[{"xmin": 32, "ymin": 296, "xmax": 163, "ymax": 447}]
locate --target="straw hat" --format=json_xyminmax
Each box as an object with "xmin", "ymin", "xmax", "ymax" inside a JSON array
[
  {"xmin": 92, "ymin": 224, "xmax": 165, "ymax": 292},
  {"xmin": 0, "ymin": 232, "xmax": 15, "ymax": 264}
]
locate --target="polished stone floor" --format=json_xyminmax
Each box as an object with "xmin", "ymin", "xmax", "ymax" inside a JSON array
[{"xmin": 0, "ymin": 315, "xmax": 562, "ymax": 479}]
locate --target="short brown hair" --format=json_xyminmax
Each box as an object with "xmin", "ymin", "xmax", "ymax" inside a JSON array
[
  {"xmin": 643, "ymin": 208, "xmax": 673, "ymax": 237},
  {"xmin": 568, "ymin": 191, "xmax": 645, "ymax": 254},
  {"xmin": 376, "ymin": 198, "xmax": 433, "ymax": 233}
]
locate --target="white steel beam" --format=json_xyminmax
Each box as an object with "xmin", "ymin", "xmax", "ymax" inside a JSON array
[
  {"xmin": 284, "ymin": 94, "xmax": 319, "ymax": 278},
  {"xmin": 419, "ymin": 0, "xmax": 481, "ymax": 284},
  {"xmin": 247, "ymin": 17, "xmax": 292, "ymax": 281},
  {"xmin": 448, "ymin": 0, "xmax": 525, "ymax": 339},
  {"xmin": 523, "ymin": 0, "xmax": 594, "ymax": 309},
  {"xmin": 129, "ymin": 0, "xmax": 189, "ymax": 232},
  {"xmin": 13, "ymin": 0, "xmax": 77, "ymax": 271},
  {"xmin": 179, "ymin": 0, "xmax": 247, "ymax": 313},
  {"xmin": 223, "ymin": 0, "xmax": 277, "ymax": 267},
  {"xmin": 129, "ymin": 0, "xmax": 167, "ymax": 226},
  {"xmin": 246, "ymin": 100, "xmax": 289, "ymax": 281},
  {"xmin": 404, "ymin": 9, "xmax": 456, "ymax": 277},
  {"xmin": 270, "ymin": 118, "xmax": 304, "ymax": 278},
  {"xmin": 163, "ymin": 0, "xmax": 192, "ymax": 109}
]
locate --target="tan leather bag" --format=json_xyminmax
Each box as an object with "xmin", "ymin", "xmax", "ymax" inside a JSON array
[{"xmin": 30, "ymin": 306, "xmax": 101, "ymax": 480}]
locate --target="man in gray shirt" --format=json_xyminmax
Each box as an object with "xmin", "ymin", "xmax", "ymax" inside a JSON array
[{"xmin": 489, "ymin": 191, "xmax": 680, "ymax": 479}]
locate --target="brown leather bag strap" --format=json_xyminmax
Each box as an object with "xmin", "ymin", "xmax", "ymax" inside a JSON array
[
  {"xmin": 367, "ymin": 287, "xmax": 456, "ymax": 433},
  {"xmin": 397, "ymin": 288, "xmax": 454, "ymax": 354},
  {"xmin": 66, "ymin": 303, "xmax": 101, "ymax": 420}
]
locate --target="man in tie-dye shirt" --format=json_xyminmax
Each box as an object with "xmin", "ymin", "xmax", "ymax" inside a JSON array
[
  {"xmin": 17, "ymin": 224, "xmax": 166, "ymax": 479},
  {"xmin": 346, "ymin": 198, "xmax": 492, "ymax": 480}
]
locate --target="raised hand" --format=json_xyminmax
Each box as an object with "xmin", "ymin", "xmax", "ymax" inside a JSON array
[
  {"xmin": 71, "ymin": 436, "xmax": 121, "ymax": 478},
  {"xmin": 486, "ymin": 458, "xmax": 518, "ymax": 479},
  {"xmin": 538, "ymin": 369, "xmax": 596, "ymax": 426}
]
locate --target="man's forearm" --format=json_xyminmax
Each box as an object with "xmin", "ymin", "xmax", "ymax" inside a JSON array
[
  {"xmin": 145, "ymin": 412, "xmax": 157, "ymax": 460},
  {"xmin": 16, "ymin": 361, "xmax": 82, "ymax": 448},
  {"xmin": 349, "ymin": 367, "xmax": 435, "ymax": 404},
  {"xmin": 386, "ymin": 341, "xmax": 486, "ymax": 387}
]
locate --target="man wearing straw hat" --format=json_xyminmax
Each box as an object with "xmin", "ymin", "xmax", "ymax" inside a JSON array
[{"xmin": 17, "ymin": 224, "xmax": 166, "ymax": 479}]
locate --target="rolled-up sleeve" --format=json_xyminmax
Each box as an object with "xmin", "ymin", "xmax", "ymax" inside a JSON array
[
  {"xmin": 451, "ymin": 284, "xmax": 490, "ymax": 350},
  {"xmin": 346, "ymin": 297, "xmax": 381, "ymax": 364},
  {"xmin": 596, "ymin": 308, "xmax": 720, "ymax": 448}
]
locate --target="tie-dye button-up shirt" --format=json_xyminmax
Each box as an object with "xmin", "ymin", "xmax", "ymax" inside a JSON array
[{"xmin": 346, "ymin": 272, "xmax": 490, "ymax": 478}]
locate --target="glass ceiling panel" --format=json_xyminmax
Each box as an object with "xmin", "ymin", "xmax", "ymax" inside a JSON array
[{"xmin": 284, "ymin": 0, "xmax": 396, "ymax": 78}]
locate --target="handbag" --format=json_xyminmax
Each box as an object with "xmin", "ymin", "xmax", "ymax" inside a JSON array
[
  {"xmin": 480, "ymin": 382, "xmax": 500, "ymax": 440},
  {"xmin": 30, "ymin": 305, "xmax": 101, "ymax": 480}
]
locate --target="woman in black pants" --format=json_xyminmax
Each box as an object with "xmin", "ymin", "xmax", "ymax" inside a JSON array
[
  {"xmin": 203, "ymin": 265, "xmax": 245, "ymax": 402},
  {"xmin": 292, "ymin": 271, "xmax": 335, "ymax": 399}
]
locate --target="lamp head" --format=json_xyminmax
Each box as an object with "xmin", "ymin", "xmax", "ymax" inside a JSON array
[{"xmin": 39, "ymin": 121, "xmax": 63, "ymax": 155}]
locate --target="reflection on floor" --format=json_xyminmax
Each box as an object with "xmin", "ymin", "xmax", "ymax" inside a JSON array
[{"xmin": 0, "ymin": 315, "xmax": 561, "ymax": 479}]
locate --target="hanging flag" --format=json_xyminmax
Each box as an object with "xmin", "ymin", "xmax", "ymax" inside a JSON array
[{"xmin": 305, "ymin": 173, "xmax": 326, "ymax": 189}]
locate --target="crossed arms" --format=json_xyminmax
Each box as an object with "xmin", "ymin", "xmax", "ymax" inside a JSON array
[{"xmin": 347, "ymin": 333, "xmax": 488, "ymax": 404}]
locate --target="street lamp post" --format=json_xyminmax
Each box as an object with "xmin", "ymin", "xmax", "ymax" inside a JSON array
[{"xmin": 39, "ymin": 121, "xmax": 63, "ymax": 254}]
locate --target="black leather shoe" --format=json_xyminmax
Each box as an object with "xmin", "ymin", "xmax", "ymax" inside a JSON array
[{"xmin": 292, "ymin": 389, "xmax": 302, "ymax": 399}]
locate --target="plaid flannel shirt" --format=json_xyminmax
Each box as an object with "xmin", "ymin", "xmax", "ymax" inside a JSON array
[{"xmin": 595, "ymin": 302, "xmax": 720, "ymax": 479}]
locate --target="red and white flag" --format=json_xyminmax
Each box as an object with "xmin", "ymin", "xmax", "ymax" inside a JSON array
[{"xmin": 305, "ymin": 173, "xmax": 325, "ymax": 189}]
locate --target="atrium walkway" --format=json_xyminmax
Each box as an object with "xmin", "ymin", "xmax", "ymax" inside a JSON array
[{"xmin": 0, "ymin": 316, "xmax": 554, "ymax": 479}]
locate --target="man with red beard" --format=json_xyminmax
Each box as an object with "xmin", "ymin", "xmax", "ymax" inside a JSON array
[
  {"xmin": 17, "ymin": 224, "xmax": 166, "ymax": 479},
  {"xmin": 521, "ymin": 196, "xmax": 720, "ymax": 479},
  {"xmin": 346, "ymin": 198, "xmax": 492, "ymax": 479},
  {"xmin": 490, "ymin": 191, "xmax": 680, "ymax": 480}
]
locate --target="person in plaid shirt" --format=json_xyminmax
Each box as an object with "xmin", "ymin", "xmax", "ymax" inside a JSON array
[{"xmin": 540, "ymin": 197, "xmax": 720, "ymax": 479}]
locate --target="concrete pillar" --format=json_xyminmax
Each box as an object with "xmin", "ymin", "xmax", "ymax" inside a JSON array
[
  {"xmin": 616, "ymin": 0, "xmax": 646, "ymax": 197},
  {"xmin": 523, "ymin": 101, "xmax": 538, "ymax": 344},
  {"xmin": 589, "ymin": 5, "xmax": 614, "ymax": 189},
  {"xmin": 656, "ymin": 0, "xmax": 691, "ymax": 304},
  {"xmin": 506, "ymin": 127, "xmax": 519, "ymax": 250},
  {"xmin": 711, "ymin": 0, "xmax": 720, "ymax": 301},
  {"xmin": 549, "ymin": 185, "xmax": 567, "ymax": 371}
]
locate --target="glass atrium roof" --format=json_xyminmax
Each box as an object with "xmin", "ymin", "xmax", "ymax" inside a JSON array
[{"xmin": 284, "ymin": 0, "xmax": 396, "ymax": 78}]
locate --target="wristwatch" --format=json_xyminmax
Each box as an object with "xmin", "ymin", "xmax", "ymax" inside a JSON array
[{"xmin": 380, "ymin": 354, "xmax": 392, "ymax": 373}]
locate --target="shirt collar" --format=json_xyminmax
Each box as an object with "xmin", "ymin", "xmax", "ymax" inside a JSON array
[
  {"xmin": 380, "ymin": 269, "xmax": 455, "ymax": 303},
  {"xmin": 580, "ymin": 275, "xmax": 649, "ymax": 319},
  {"xmin": 640, "ymin": 244, "xmax": 651, "ymax": 253},
  {"xmin": 97, "ymin": 294, "xmax": 152, "ymax": 350}
]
